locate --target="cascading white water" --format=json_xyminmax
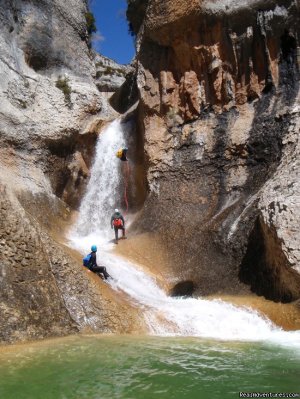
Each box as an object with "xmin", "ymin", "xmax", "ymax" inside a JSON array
[
  {"xmin": 69, "ymin": 120, "xmax": 300, "ymax": 349},
  {"xmin": 71, "ymin": 119, "xmax": 126, "ymax": 248}
]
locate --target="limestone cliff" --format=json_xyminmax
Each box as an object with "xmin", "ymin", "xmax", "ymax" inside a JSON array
[
  {"xmin": 95, "ymin": 54, "xmax": 131, "ymax": 93},
  {"xmin": 127, "ymin": 0, "xmax": 300, "ymax": 302},
  {"xmin": 1, "ymin": 0, "xmax": 300, "ymax": 344},
  {"xmin": 0, "ymin": 0, "xmax": 117, "ymax": 205},
  {"xmin": 0, "ymin": 186, "xmax": 140, "ymax": 343},
  {"xmin": 0, "ymin": 0, "xmax": 139, "ymax": 344}
]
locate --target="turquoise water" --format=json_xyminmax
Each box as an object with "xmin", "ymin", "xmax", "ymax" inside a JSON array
[{"xmin": 0, "ymin": 335, "xmax": 299, "ymax": 399}]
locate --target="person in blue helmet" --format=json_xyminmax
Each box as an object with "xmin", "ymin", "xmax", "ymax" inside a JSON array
[{"xmin": 83, "ymin": 245, "xmax": 110, "ymax": 280}]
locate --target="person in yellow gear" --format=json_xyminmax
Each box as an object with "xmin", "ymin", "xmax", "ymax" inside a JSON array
[{"xmin": 116, "ymin": 147, "xmax": 128, "ymax": 161}]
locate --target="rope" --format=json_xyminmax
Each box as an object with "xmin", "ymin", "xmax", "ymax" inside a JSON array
[{"xmin": 123, "ymin": 161, "xmax": 130, "ymax": 215}]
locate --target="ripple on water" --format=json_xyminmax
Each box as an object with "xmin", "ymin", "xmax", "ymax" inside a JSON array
[{"xmin": 0, "ymin": 336, "xmax": 299, "ymax": 399}]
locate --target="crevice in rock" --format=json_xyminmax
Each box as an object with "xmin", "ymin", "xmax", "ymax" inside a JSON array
[
  {"xmin": 25, "ymin": 51, "xmax": 49, "ymax": 71},
  {"xmin": 110, "ymin": 70, "xmax": 139, "ymax": 114},
  {"xmin": 239, "ymin": 216, "xmax": 300, "ymax": 303},
  {"xmin": 280, "ymin": 29, "xmax": 297, "ymax": 64},
  {"xmin": 169, "ymin": 280, "xmax": 196, "ymax": 298}
]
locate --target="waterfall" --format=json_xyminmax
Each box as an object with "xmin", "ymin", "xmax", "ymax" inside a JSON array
[
  {"xmin": 71, "ymin": 119, "xmax": 126, "ymax": 247},
  {"xmin": 69, "ymin": 120, "xmax": 300, "ymax": 348}
]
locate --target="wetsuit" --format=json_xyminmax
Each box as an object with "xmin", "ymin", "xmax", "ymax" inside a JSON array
[
  {"xmin": 87, "ymin": 252, "xmax": 110, "ymax": 279},
  {"xmin": 120, "ymin": 149, "xmax": 128, "ymax": 161},
  {"xmin": 110, "ymin": 212, "xmax": 125, "ymax": 242}
]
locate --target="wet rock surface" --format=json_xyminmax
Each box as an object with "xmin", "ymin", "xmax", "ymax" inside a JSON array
[
  {"xmin": 0, "ymin": 0, "xmax": 138, "ymax": 344},
  {"xmin": 128, "ymin": 0, "xmax": 300, "ymax": 301},
  {"xmin": 0, "ymin": 0, "xmax": 300, "ymax": 344},
  {"xmin": 0, "ymin": 185, "xmax": 142, "ymax": 344},
  {"xmin": 0, "ymin": 186, "xmax": 76, "ymax": 343},
  {"xmin": 242, "ymin": 101, "xmax": 300, "ymax": 302}
]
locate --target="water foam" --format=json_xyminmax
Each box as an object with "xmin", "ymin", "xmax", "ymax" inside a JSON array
[
  {"xmin": 71, "ymin": 119, "xmax": 126, "ymax": 244},
  {"xmin": 68, "ymin": 120, "xmax": 300, "ymax": 349}
]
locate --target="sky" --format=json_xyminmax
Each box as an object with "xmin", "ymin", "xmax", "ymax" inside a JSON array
[{"xmin": 90, "ymin": 0, "xmax": 136, "ymax": 65}]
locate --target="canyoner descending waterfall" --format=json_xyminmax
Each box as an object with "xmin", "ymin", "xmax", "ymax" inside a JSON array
[
  {"xmin": 71, "ymin": 119, "xmax": 127, "ymax": 245},
  {"xmin": 69, "ymin": 121, "xmax": 300, "ymax": 349},
  {"xmin": 2, "ymin": 0, "xmax": 300, "ymax": 395}
]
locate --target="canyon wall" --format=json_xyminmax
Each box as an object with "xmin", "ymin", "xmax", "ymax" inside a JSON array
[
  {"xmin": 1, "ymin": 0, "xmax": 300, "ymax": 344},
  {"xmin": 127, "ymin": 0, "xmax": 300, "ymax": 301},
  {"xmin": 0, "ymin": 0, "xmax": 116, "ymax": 207},
  {"xmin": 0, "ymin": 0, "xmax": 141, "ymax": 344}
]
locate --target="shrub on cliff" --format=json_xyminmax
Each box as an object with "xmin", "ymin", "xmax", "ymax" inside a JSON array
[
  {"xmin": 128, "ymin": 22, "xmax": 136, "ymax": 37},
  {"xmin": 85, "ymin": 11, "xmax": 97, "ymax": 49},
  {"xmin": 85, "ymin": 12, "xmax": 97, "ymax": 36},
  {"xmin": 126, "ymin": 0, "xmax": 149, "ymax": 36},
  {"xmin": 56, "ymin": 76, "xmax": 72, "ymax": 107}
]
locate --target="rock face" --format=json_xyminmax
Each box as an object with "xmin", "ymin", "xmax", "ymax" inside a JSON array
[
  {"xmin": 128, "ymin": 0, "xmax": 300, "ymax": 301},
  {"xmin": 0, "ymin": 186, "xmax": 141, "ymax": 343},
  {"xmin": 1, "ymin": 0, "xmax": 299, "ymax": 344},
  {"xmin": 241, "ymin": 103, "xmax": 300, "ymax": 301},
  {"xmin": 0, "ymin": 0, "xmax": 138, "ymax": 344},
  {"xmin": 95, "ymin": 54, "xmax": 139, "ymax": 114},
  {"xmin": 0, "ymin": 187, "xmax": 76, "ymax": 343},
  {"xmin": 94, "ymin": 54, "xmax": 131, "ymax": 93}
]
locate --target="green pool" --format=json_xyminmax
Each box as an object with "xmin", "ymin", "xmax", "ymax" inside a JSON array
[{"xmin": 0, "ymin": 335, "xmax": 299, "ymax": 399}]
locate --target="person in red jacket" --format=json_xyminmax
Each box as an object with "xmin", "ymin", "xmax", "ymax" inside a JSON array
[{"xmin": 110, "ymin": 209, "xmax": 126, "ymax": 244}]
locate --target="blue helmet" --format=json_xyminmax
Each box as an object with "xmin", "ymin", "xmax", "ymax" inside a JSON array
[{"xmin": 91, "ymin": 245, "xmax": 97, "ymax": 252}]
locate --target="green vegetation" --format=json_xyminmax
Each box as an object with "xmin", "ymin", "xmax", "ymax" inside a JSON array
[
  {"xmin": 95, "ymin": 66, "xmax": 127, "ymax": 79},
  {"xmin": 128, "ymin": 22, "xmax": 136, "ymax": 37},
  {"xmin": 18, "ymin": 99, "xmax": 27, "ymax": 109},
  {"xmin": 56, "ymin": 76, "xmax": 71, "ymax": 107},
  {"xmin": 85, "ymin": 11, "xmax": 97, "ymax": 49},
  {"xmin": 103, "ymin": 66, "xmax": 125, "ymax": 76},
  {"xmin": 85, "ymin": 12, "xmax": 97, "ymax": 36},
  {"xmin": 103, "ymin": 66, "xmax": 114, "ymax": 76},
  {"xmin": 166, "ymin": 107, "xmax": 178, "ymax": 121}
]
